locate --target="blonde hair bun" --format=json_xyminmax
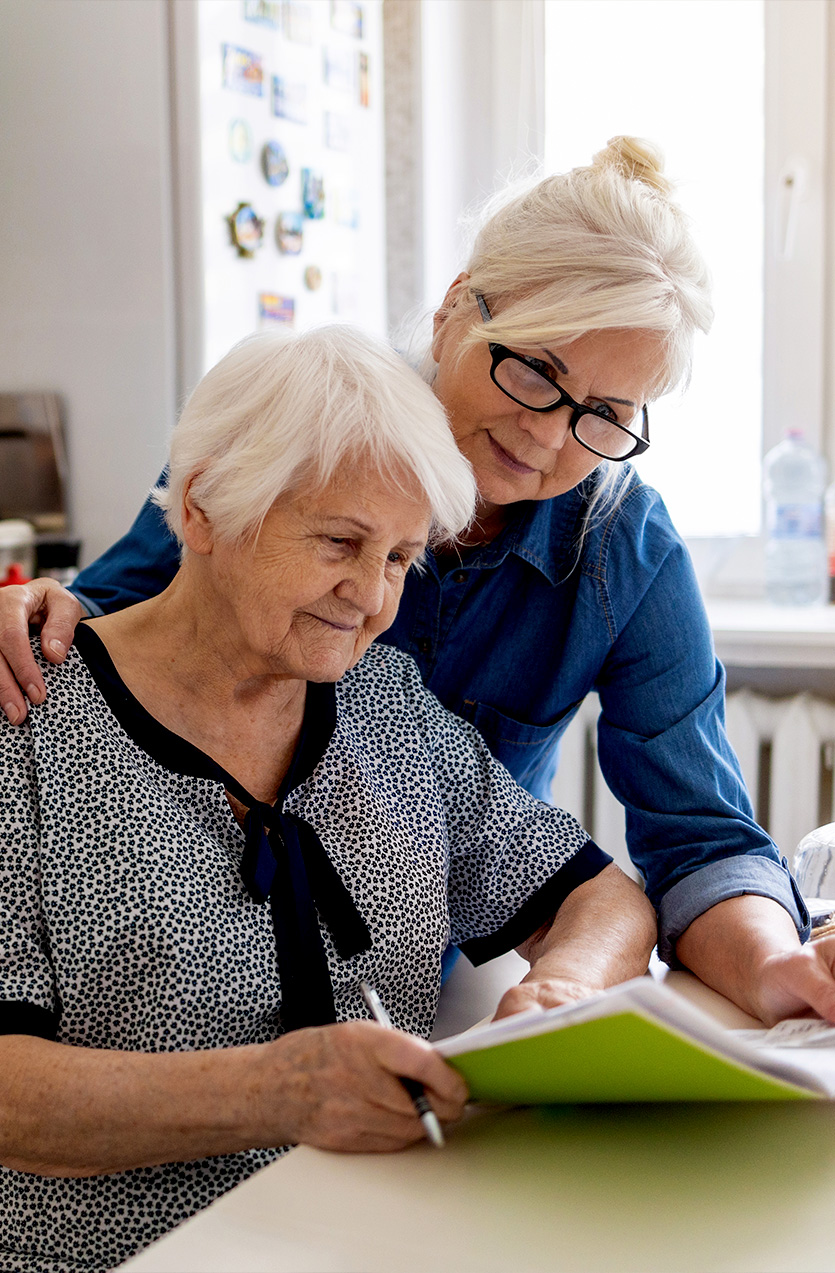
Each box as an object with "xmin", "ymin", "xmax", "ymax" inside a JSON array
[{"xmin": 591, "ymin": 135, "xmax": 673, "ymax": 197}]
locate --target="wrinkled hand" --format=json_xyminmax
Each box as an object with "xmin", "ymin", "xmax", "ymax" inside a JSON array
[
  {"xmin": 265, "ymin": 1020, "xmax": 468, "ymax": 1152},
  {"xmin": 493, "ymin": 975, "xmax": 600, "ymax": 1021},
  {"xmin": 0, "ymin": 579, "xmax": 81, "ymax": 724},
  {"xmin": 755, "ymin": 935, "xmax": 835, "ymax": 1026}
]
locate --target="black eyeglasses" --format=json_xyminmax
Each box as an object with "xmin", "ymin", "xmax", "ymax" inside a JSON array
[{"xmin": 475, "ymin": 294, "xmax": 650, "ymax": 462}]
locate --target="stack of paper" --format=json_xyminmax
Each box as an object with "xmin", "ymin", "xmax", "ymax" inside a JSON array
[{"xmin": 435, "ymin": 978, "xmax": 835, "ymax": 1104}]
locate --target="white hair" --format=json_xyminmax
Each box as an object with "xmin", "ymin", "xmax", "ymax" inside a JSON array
[
  {"xmin": 457, "ymin": 135, "xmax": 713, "ymax": 393},
  {"xmin": 152, "ymin": 325, "xmax": 476, "ymax": 547},
  {"xmin": 412, "ymin": 136, "xmax": 714, "ymax": 535}
]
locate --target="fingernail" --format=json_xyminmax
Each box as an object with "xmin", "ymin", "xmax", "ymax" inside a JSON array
[
  {"xmin": 3, "ymin": 702, "xmax": 21, "ymax": 724},
  {"xmin": 26, "ymin": 683, "xmax": 44, "ymax": 705},
  {"xmin": 48, "ymin": 639, "xmax": 67, "ymax": 657}
]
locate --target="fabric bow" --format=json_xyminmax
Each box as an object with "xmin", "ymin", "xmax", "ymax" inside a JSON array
[{"xmin": 240, "ymin": 805, "xmax": 371, "ymax": 1032}]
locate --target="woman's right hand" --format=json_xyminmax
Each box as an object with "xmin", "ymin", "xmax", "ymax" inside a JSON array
[
  {"xmin": 0, "ymin": 579, "xmax": 82, "ymax": 724},
  {"xmin": 264, "ymin": 1020, "xmax": 468, "ymax": 1153}
]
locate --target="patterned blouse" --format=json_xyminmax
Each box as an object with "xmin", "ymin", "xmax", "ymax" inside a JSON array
[{"xmin": 0, "ymin": 625, "xmax": 608, "ymax": 1272}]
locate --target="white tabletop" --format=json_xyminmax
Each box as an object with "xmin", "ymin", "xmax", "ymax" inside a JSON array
[{"xmin": 122, "ymin": 970, "xmax": 835, "ymax": 1273}]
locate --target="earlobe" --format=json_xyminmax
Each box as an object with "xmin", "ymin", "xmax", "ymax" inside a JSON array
[{"xmin": 181, "ymin": 478, "xmax": 214, "ymax": 555}]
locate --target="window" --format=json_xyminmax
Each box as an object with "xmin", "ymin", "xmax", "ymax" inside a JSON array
[{"xmin": 543, "ymin": 0, "xmax": 828, "ymax": 565}]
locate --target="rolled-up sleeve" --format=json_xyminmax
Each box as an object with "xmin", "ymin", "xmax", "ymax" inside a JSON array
[
  {"xmin": 657, "ymin": 855, "xmax": 810, "ymax": 965},
  {"xmin": 593, "ymin": 488, "xmax": 807, "ymax": 958}
]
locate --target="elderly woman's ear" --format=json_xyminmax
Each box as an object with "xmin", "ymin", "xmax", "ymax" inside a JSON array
[
  {"xmin": 432, "ymin": 272, "xmax": 470, "ymax": 343},
  {"xmin": 181, "ymin": 478, "xmax": 215, "ymax": 556}
]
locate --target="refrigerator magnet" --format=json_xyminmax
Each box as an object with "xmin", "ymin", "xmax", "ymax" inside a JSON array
[
  {"xmin": 275, "ymin": 211, "xmax": 304, "ymax": 255},
  {"xmin": 358, "ymin": 51, "xmax": 369, "ymax": 107},
  {"xmin": 243, "ymin": 0, "xmax": 281, "ymax": 29},
  {"xmin": 272, "ymin": 75, "xmax": 307, "ymax": 124},
  {"xmin": 303, "ymin": 264, "xmax": 323, "ymax": 292},
  {"xmin": 301, "ymin": 168, "xmax": 325, "ymax": 219},
  {"xmin": 226, "ymin": 202, "xmax": 265, "ymax": 257},
  {"xmin": 330, "ymin": 0, "xmax": 363, "ymax": 39},
  {"xmin": 323, "ymin": 46, "xmax": 355, "ymax": 94},
  {"xmin": 261, "ymin": 140, "xmax": 289, "ymax": 187},
  {"xmin": 259, "ymin": 292, "xmax": 295, "ymax": 325},
  {"xmin": 229, "ymin": 119, "xmax": 254, "ymax": 163},
  {"xmin": 283, "ymin": 1, "xmax": 313, "ymax": 44},
  {"xmin": 221, "ymin": 44, "xmax": 264, "ymax": 96}
]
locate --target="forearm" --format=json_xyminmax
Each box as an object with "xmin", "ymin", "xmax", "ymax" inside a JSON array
[
  {"xmin": 0, "ymin": 1021, "xmax": 468, "ymax": 1175},
  {"xmin": 0, "ymin": 1034, "xmax": 278, "ymax": 1176},
  {"xmin": 521, "ymin": 863, "xmax": 656, "ymax": 989},
  {"xmin": 675, "ymin": 893, "xmax": 835, "ymax": 1025},
  {"xmin": 494, "ymin": 864, "xmax": 656, "ymax": 1018}
]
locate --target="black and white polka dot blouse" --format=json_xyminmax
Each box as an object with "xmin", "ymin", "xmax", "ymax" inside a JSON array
[{"xmin": 0, "ymin": 628, "xmax": 608, "ymax": 1272}]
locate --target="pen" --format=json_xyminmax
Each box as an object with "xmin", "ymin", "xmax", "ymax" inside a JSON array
[{"xmin": 359, "ymin": 980, "xmax": 445, "ymax": 1149}]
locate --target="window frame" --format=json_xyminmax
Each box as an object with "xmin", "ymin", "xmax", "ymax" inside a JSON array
[{"xmin": 412, "ymin": 0, "xmax": 834, "ymax": 600}]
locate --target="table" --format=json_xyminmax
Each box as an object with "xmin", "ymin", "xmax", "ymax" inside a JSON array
[{"xmin": 122, "ymin": 970, "xmax": 835, "ymax": 1273}]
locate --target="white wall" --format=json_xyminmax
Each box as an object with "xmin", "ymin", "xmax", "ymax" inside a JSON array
[{"xmin": 0, "ymin": 0, "xmax": 177, "ymax": 566}]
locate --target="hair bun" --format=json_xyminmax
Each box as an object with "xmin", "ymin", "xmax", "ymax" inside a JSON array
[{"xmin": 592, "ymin": 135, "xmax": 673, "ymax": 196}]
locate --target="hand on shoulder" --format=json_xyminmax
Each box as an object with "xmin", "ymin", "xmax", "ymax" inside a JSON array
[{"xmin": 0, "ymin": 579, "xmax": 81, "ymax": 724}]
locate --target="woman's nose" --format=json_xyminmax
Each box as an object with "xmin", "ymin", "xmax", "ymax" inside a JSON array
[
  {"xmin": 336, "ymin": 560, "xmax": 387, "ymax": 615},
  {"xmin": 516, "ymin": 404, "xmax": 573, "ymax": 452}
]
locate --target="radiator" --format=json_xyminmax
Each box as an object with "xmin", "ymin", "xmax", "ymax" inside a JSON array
[{"xmin": 550, "ymin": 691, "xmax": 835, "ymax": 881}]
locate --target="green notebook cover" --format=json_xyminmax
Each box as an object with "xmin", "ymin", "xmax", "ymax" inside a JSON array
[{"xmin": 436, "ymin": 980, "xmax": 826, "ymax": 1104}]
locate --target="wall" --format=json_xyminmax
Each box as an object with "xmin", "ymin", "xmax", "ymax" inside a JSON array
[{"xmin": 0, "ymin": 0, "xmax": 176, "ymax": 566}]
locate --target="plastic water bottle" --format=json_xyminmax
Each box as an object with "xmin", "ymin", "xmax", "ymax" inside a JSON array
[{"xmin": 763, "ymin": 429, "xmax": 827, "ymax": 605}]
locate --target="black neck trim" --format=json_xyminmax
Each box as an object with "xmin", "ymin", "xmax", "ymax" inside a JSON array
[{"xmin": 72, "ymin": 621, "xmax": 337, "ymax": 810}]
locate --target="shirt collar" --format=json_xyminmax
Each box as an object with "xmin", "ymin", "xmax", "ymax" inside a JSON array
[
  {"xmin": 433, "ymin": 485, "xmax": 589, "ymax": 586},
  {"xmin": 72, "ymin": 621, "xmax": 336, "ymax": 804}
]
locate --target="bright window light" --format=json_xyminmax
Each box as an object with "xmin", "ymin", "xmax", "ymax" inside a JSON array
[{"xmin": 544, "ymin": 0, "xmax": 764, "ymax": 538}]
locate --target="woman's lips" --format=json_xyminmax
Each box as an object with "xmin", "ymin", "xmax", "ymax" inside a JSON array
[
  {"xmin": 487, "ymin": 432, "xmax": 537, "ymax": 475},
  {"xmin": 314, "ymin": 616, "xmax": 358, "ymax": 632}
]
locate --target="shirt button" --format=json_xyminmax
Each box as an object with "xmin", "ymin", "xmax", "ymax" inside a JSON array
[
  {"xmin": 452, "ymin": 571, "xmax": 467, "ymax": 584},
  {"xmin": 417, "ymin": 637, "xmax": 432, "ymax": 655}
]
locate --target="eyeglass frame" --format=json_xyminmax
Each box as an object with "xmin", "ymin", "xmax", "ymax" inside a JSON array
[{"xmin": 474, "ymin": 293, "xmax": 650, "ymax": 461}]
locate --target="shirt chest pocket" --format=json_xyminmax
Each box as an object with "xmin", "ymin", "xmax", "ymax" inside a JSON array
[{"xmin": 463, "ymin": 697, "xmax": 584, "ymax": 796}]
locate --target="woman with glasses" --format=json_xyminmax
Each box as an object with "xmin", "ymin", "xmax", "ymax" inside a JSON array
[{"xmin": 2, "ymin": 136, "xmax": 833, "ymax": 1025}]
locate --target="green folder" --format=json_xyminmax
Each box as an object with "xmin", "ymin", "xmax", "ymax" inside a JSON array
[{"xmin": 435, "ymin": 978, "xmax": 828, "ymax": 1104}]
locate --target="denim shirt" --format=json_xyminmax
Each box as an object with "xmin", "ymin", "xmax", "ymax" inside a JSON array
[{"xmin": 71, "ymin": 470, "xmax": 809, "ymax": 961}]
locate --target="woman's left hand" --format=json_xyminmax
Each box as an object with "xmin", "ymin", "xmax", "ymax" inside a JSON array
[
  {"xmin": 492, "ymin": 863, "xmax": 657, "ymax": 1022},
  {"xmin": 493, "ymin": 975, "xmax": 598, "ymax": 1020}
]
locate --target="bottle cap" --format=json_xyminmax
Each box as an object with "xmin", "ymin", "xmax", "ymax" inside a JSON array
[{"xmin": 0, "ymin": 562, "xmax": 32, "ymax": 587}]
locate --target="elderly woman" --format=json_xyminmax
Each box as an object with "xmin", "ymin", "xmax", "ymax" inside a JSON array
[
  {"xmin": 3, "ymin": 136, "xmax": 834, "ymax": 1026},
  {"xmin": 0, "ymin": 325, "xmax": 655, "ymax": 1272}
]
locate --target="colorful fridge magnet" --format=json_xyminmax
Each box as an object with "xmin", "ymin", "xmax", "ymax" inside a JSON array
[
  {"xmin": 261, "ymin": 140, "xmax": 289, "ymax": 186},
  {"xmin": 303, "ymin": 264, "xmax": 323, "ymax": 292},
  {"xmin": 259, "ymin": 292, "xmax": 295, "ymax": 325},
  {"xmin": 243, "ymin": 0, "xmax": 281, "ymax": 29},
  {"xmin": 324, "ymin": 111, "xmax": 352, "ymax": 152},
  {"xmin": 358, "ymin": 51, "xmax": 369, "ymax": 107},
  {"xmin": 272, "ymin": 75, "xmax": 307, "ymax": 125},
  {"xmin": 330, "ymin": 0, "xmax": 363, "ymax": 39},
  {"xmin": 226, "ymin": 202, "xmax": 265, "ymax": 257},
  {"xmin": 301, "ymin": 168, "xmax": 325, "ymax": 219},
  {"xmin": 282, "ymin": 1, "xmax": 313, "ymax": 43},
  {"xmin": 222, "ymin": 44, "xmax": 264, "ymax": 96},
  {"xmin": 229, "ymin": 118, "xmax": 254, "ymax": 163},
  {"xmin": 275, "ymin": 211, "xmax": 304, "ymax": 254}
]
